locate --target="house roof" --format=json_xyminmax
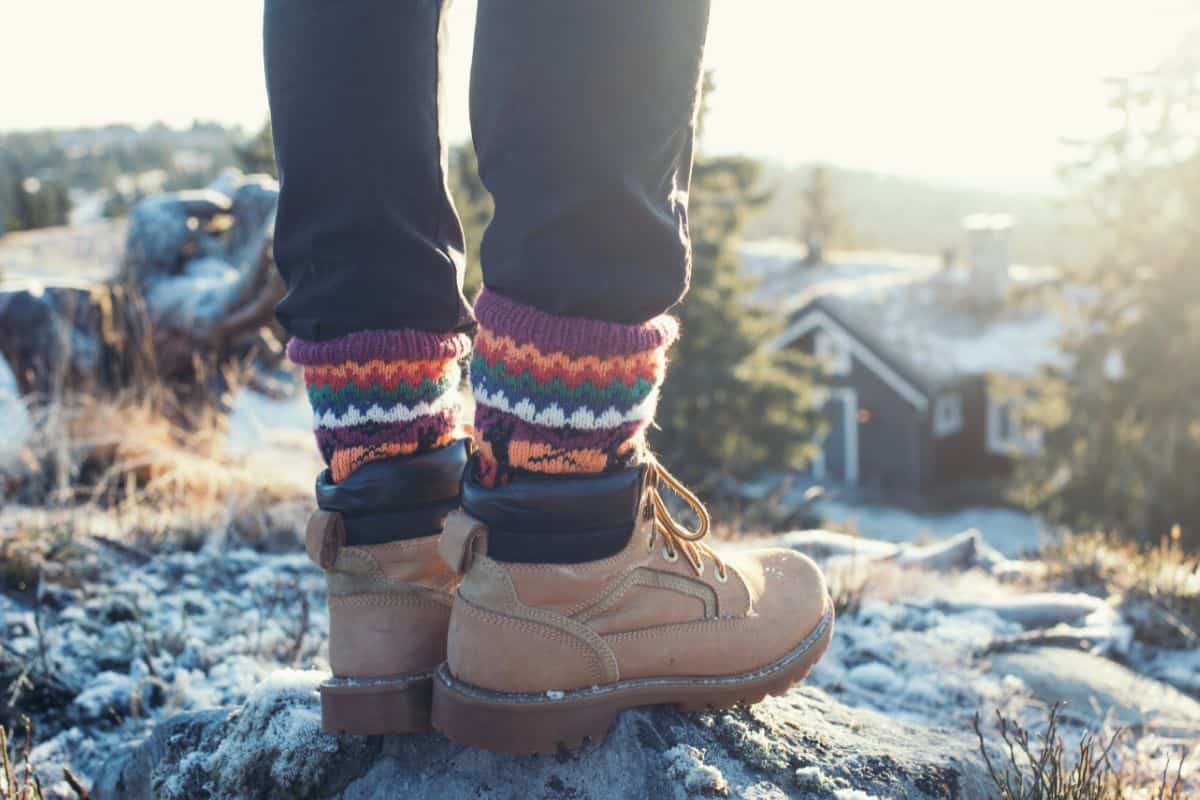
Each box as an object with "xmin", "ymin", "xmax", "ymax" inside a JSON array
[
  {"xmin": 760, "ymin": 244, "xmax": 1067, "ymax": 402},
  {"xmin": 812, "ymin": 293, "xmax": 945, "ymax": 398}
]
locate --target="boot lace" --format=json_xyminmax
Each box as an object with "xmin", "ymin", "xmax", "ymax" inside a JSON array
[{"xmin": 645, "ymin": 459, "xmax": 728, "ymax": 582}]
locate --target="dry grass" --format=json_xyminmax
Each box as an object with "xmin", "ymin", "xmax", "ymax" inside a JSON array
[
  {"xmin": 975, "ymin": 704, "xmax": 1186, "ymax": 800},
  {"xmin": 6, "ymin": 381, "xmax": 311, "ymax": 553},
  {"xmin": 824, "ymin": 559, "xmax": 871, "ymax": 618},
  {"xmin": 1040, "ymin": 528, "xmax": 1199, "ymax": 648},
  {"xmin": 1, "ymin": 720, "xmax": 45, "ymax": 800},
  {"xmin": 1, "ymin": 385, "xmax": 312, "ymax": 797},
  {"xmin": 0, "ymin": 719, "xmax": 89, "ymax": 800}
]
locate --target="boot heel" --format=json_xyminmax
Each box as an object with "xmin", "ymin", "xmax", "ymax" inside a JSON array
[
  {"xmin": 320, "ymin": 673, "xmax": 433, "ymax": 735},
  {"xmin": 431, "ymin": 667, "xmax": 620, "ymax": 754}
]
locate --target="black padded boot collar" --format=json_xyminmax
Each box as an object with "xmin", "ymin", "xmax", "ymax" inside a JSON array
[
  {"xmin": 315, "ymin": 439, "xmax": 469, "ymax": 545},
  {"xmin": 461, "ymin": 467, "xmax": 642, "ymax": 563}
]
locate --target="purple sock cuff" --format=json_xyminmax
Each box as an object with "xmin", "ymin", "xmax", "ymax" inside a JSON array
[
  {"xmin": 474, "ymin": 288, "xmax": 679, "ymax": 357},
  {"xmin": 287, "ymin": 328, "xmax": 472, "ymax": 366}
]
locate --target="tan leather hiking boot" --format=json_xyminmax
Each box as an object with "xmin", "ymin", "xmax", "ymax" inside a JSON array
[
  {"xmin": 306, "ymin": 441, "xmax": 467, "ymax": 735},
  {"xmin": 431, "ymin": 461, "xmax": 834, "ymax": 753}
]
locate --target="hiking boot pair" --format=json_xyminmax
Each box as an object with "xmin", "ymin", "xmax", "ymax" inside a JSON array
[{"xmin": 306, "ymin": 442, "xmax": 833, "ymax": 752}]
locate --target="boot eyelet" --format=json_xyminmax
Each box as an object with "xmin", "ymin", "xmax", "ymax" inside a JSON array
[
  {"xmin": 662, "ymin": 546, "xmax": 679, "ymax": 563},
  {"xmin": 715, "ymin": 567, "xmax": 729, "ymax": 583}
]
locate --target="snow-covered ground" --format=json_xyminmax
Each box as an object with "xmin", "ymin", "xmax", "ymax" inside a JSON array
[
  {"xmin": 2, "ymin": 542, "xmax": 330, "ymax": 791},
  {"xmin": 224, "ymin": 385, "xmax": 323, "ymax": 493},
  {"xmin": 0, "ymin": 219, "xmax": 124, "ymax": 284}
]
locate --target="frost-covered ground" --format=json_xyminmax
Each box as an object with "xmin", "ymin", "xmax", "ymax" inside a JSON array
[
  {"xmin": 2, "ymin": 539, "xmax": 331, "ymax": 795},
  {"xmin": 0, "ymin": 219, "xmax": 124, "ymax": 284},
  {"xmin": 5, "ymin": 487, "xmax": 1198, "ymax": 797}
]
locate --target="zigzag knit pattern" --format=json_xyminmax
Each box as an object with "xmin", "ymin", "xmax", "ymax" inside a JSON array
[
  {"xmin": 288, "ymin": 329, "xmax": 470, "ymax": 482},
  {"xmin": 471, "ymin": 288, "xmax": 678, "ymax": 486}
]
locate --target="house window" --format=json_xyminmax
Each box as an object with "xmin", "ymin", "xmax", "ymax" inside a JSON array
[
  {"xmin": 986, "ymin": 398, "xmax": 1042, "ymax": 455},
  {"xmin": 932, "ymin": 393, "xmax": 963, "ymax": 437},
  {"xmin": 813, "ymin": 329, "xmax": 851, "ymax": 376}
]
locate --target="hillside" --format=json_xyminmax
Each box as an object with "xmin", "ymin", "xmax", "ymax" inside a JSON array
[
  {"xmin": 747, "ymin": 162, "xmax": 1085, "ymax": 267},
  {"xmin": 0, "ymin": 122, "xmax": 248, "ymax": 231}
]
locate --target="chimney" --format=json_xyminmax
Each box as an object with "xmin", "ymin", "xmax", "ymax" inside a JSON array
[{"xmin": 963, "ymin": 213, "xmax": 1013, "ymax": 306}]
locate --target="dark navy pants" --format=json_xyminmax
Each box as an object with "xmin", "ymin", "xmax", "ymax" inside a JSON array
[{"xmin": 265, "ymin": 0, "xmax": 710, "ymax": 341}]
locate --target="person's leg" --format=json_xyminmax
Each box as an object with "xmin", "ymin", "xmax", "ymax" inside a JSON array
[
  {"xmin": 266, "ymin": 0, "xmax": 471, "ymax": 483},
  {"xmin": 267, "ymin": 0, "xmax": 470, "ymax": 341},
  {"xmin": 470, "ymin": 1, "xmax": 706, "ymax": 325},
  {"xmin": 467, "ymin": 0, "xmax": 706, "ymax": 489},
  {"xmin": 433, "ymin": 1, "xmax": 833, "ymax": 753},
  {"xmin": 264, "ymin": 0, "xmax": 468, "ymax": 735}
]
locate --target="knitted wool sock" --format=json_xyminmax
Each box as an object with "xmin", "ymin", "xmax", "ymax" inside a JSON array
[
  {"xmin": 288, "ymin": 329, "xmax": 471, "ymax": 483},
  {"xmin": 470, "ymin": 288, "xmax": 679, "ymax": 487}
]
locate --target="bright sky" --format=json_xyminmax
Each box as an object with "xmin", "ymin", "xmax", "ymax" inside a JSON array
[{"xmin": 3, "ymin": 0, "xmax": 1197, "ymax": 192}]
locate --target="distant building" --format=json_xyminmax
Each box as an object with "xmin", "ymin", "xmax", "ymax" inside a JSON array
[{"xmin": 761, "ymin": 217, "xmax": 1064, "ymax": 497}]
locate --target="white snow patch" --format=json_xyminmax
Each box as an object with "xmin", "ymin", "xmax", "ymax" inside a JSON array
[
  {"xmin": 664, "ymin": 744, "xmax": 729, "ymax": 796},
  {"xmin": 793, "ymin": 765, "xmax": 839, "ymax": 793},
  {"xmin": 835, "ymin": 789, "xmax": 884, "ymax": 800},
  {"xmin": 812, "ymin": 498, "xmax": 1049, "ymax": 557},
  {"xmin": 72, "ymin": 671, "xmax": 138, "ymax": 719},
  {"xmin": 845, "ymin": 662, "xmax": 902, "ymax": 694},
  {"xmin": 223, "ymin": 387, "xmax": 321, "ymax": 491}
]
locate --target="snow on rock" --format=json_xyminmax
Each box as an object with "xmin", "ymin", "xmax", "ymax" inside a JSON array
[
  {"xmin": 775, "ymin": 530, "xmax": 900, "ymax": 561},
  {"xmin": 95, "ymin": 682, "xmax": 997, "ymax": 800},
  {"xmin": 809, "ymin": 597, "xmax": 1023, "ymax": 728},
  {"xmin": 990, "ymin": 647, "xmax": 1200, "ymax": 738},
  {"xmin": 664, "ymin": 744, "xmax": 729, "ymax": 796},
  {"xmin": 1144, "ymin": 649, "xmax": 1200, "ymax": 696},
  {"xmin": 807, "ymin": 498, "xmax": 1048, "ymax": 557},
  {"xmin": 776, "ymin": 527, "xmax": 1031, "ymax": 579},
  {"xmin": 894, "ymin": 529, "xmax": 987, "ymax": 571},
  {"xmin": 936, "ymin": 592, "xmax": 1112, "ymax": 629}
]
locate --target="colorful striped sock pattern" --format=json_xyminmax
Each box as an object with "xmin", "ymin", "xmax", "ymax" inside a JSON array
[
  {"xmin": 470, "ymin": 288, "xmax": 679, "ymax": 487},
  {"xmin": 288, "ymin": 329, "xmax": 470, "ymax": 482}
]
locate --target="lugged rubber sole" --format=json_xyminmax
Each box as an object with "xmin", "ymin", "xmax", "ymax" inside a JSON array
[
  {"xmin": 431, "ymin": 602, "xmax": 835, "ymax": 754},
  {"xmin": 320, "ymin": 672, "xmax": 433, "ymax": 735}
]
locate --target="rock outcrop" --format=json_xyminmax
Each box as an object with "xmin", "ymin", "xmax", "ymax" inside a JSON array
[
  {"xmin": 992, "ymin": 647, "xmax": 1200, "ymax": 738},
  {"xmin": 95, "ymin": 670, "xmax": 996, "ymax": 800},
  {"xmin": 0, "ymin": 170, "xmax": 283, "ymax": 402}
]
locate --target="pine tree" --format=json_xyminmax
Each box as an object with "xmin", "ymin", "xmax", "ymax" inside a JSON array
[
  {"xmin": 650, "ymin": 76, "xmax": 817, "ymax": 489},
  {"xmin": 1018, "ymin": 33, "xmax": 1200, "ymax": 549}
]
